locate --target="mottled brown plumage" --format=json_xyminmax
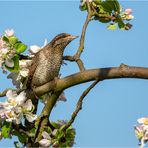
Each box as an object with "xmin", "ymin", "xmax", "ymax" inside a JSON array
[{"xmin": 28, "ymin": 33, "xmax": 77, "ymax": 88}]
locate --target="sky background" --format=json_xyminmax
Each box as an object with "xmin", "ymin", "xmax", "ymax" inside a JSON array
[{"xmin": 0, "ymin": 0, "xmax": 148, "ymax": 147}]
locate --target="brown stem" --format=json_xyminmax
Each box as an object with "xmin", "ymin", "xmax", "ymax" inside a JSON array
[
  {"xmin": 0, "ymin": 88, "xmax": 19, "ymax": 97},
  {"xmin": 73, "ymin": 1, "xmax": 92, "ymax": 71},
  {"xmin": 35, "ymin": 65, "xmax": 148, "ymax": 96},
  {"xmin": 35, "ymin": 91, "xmax": 62, "ymax": 143},
  {"xmin": 0, "ymin": 89, "xmax": 9, "ymax": 97},
  {"xmin": 63, "ymin": 80, "xmax": 99, "ymax": 130}
]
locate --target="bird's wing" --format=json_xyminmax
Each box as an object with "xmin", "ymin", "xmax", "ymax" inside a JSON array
[{"xmin": 27, "ymin": 53, "xmax": 40, "ymax": 88}]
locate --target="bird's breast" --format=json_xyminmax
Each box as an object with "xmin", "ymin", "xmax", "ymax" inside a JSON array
[{"xmin": 31, "ymin": 49, "xmax": 62, "ymax": 87}]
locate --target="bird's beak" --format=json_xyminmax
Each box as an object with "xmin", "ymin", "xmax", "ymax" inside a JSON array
[{"xmin": 68, "ymin": 35, "xmax": 79, "ymax": 40}]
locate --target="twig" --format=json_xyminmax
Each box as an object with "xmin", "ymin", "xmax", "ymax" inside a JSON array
[
  {"xmin": 62, "ymin": 79, "xmax": 99, "ymax": 131},
  {"xmin": 63, "ymin": 1, "xmax": 92, "ymax": 71},
  {"xmin": 74, "ymin": 1, "xmax": 92, "ymax": 59},
  {"xmin": 0, "ymin": 89, "xmax": 10, "ymax": 97},
  {"xmin": 63, "ymin": 55, "xmax": 85, "ymax": 71},
  {"xmin": 63, "ymin": 56, "xmax": 75, "ymax": 61}
]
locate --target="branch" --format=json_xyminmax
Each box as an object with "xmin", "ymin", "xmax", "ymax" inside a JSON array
[
  {"xmin": 0, "ymin": 88, "xmax": 19, "ymax": 97},
  {"xmin": 63, "ymin": 1, "xmax": 92, "ymax": 71},
  {"xmin": 0, "ymin": 89, "xmax": 9, "ymax": 97},
  {"xmin": 34, "ymin": 64, "xmax": 148, "ymax": 96},
  {"xmin": 35, "ymin": 91, "xmax": 62, "ymax": 143},
  {"xmin": 73, "ymin": 2, "xmax": 92, "ymax": 71},
  {"xmin": 63, "ymin": 79, "xmax": 99, "ymax": 130}
]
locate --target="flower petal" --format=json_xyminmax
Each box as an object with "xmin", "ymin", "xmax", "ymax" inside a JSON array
[
  {"xmin": 15, "ymin": 91, "xmax": 26, "ymax": 105},
  {"xmin": 42, "ymin": 39, "xmax": 48, "ymax": 48},
  {"xmin": 20, "ymin": 69, "xmax": 29, "ymax": 77},
  {"xmin": 23, "ymin": 99, "xmax": 32, "ymax": 111},
  {"xmin": 1, "ymin": 48, "xmax": 9, "ymax": 54},
  {"xmin": 29, "ymin": 45, "xmax": 41, "ymax": 54},
  {"xmin": 25, "ymin": 112, "xmax": 37, "ymax": 122},
  {"xmin": 5, "ymin": 29, "xmax": 14, "ymax": 37},
  {"xmin": 6, "ymin": 90, "xmax": 17, "ymax": 100},
  {"xmin": 5, "ymin": 58, "xmax": 14, "ymax": 68},
  {"xmin": 39, "ymin": 139, "xmax": 51, "ymax": 147},
  {"xmin": 124, "ymin": 8, "xmax": 132, "ymax": 15},
  {"xmin": 137, "ymin": 117, "xmax": 148, "ymax": 125},
  {"xmin": 42, "ymin": 131, "xmax": 51, "ymax": 139}
]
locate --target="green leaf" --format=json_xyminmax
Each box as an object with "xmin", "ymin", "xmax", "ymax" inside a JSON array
[
  {"xmin": 118, "ymin": 20, "xmax": 125, "ymax": 29},
  {"xmin": 13, "ymin": 131, "xmax": 28, "ymax": 143},
  {"xmin": 51, "ymin": 121, "xmax": 60, "ymax": 129},
  {"xmin": 94, "ymin": 0, "xmax": 101, "ymax": 5},
  {"xmin": 14, "ymin": 141, "xmax": 20, "ymax": 148},
  {"xmin": 8, "ymin": 36, "xmax": 18, "ymax": 45},
  {"xmin": 57, "ymin": 131, "xmax": 64, "ymax": 139},
  {"xmin": 14, "ymin": 42, "xmax": 27, "ymax": 54},
  {"xmin": 2, "ymin": 36, "xmax": 9, "ymax": 43},
  {"xmin": 101, "ymin": 0, "xmax": 120, "ymax": 13},
  {"xmin": 101, "ymin": 1, "xmax": 114, "ymax": 13},
  {"xmin": 5, "ymin": 55, "xmax": 19, "ymax": 72},
  {"xmin": 95, "ymin": 16, "xmax": 111, "ymax": 23},
  {"xmin": 79, "ymin": 3, "xmax": 87, "ymax": 11},
  {"xmin": 1, "ymin": 121, "xmax": 12, "ymax": 138},
  {"xmin": 113, "ymin": 0, "xmax": 120, "ymax": 13},
  {"xmin": 107, "ymin": 23, "xmax": 117, "ymax": 30}
]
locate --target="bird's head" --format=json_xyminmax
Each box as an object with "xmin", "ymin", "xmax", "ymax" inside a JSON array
[{"xmin": 50, "ymin": 33, "xmax": 78, "ymax": 48}]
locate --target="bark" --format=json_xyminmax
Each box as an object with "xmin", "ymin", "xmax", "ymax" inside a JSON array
[{"xmin": 34, "ymin": 64, "xmax": 148, "ymax": 96}]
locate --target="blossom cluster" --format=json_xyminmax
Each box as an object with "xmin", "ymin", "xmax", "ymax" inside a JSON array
[
  {"xmin": 135, "ymin": 117, "xmax": 148, "ymax": 147},
  {"xmin": 39, "ymin": 120, "xmax": 76, "ymax": 147},
  {"xmin": 0, "ymin": 90, "xmax": 37, "ymax": 124},
  {"xmin": 0, "ymin": 29, "xmax": 16, "ymax": 72},
  {"xmin": 122, "ymin": 8, "xmax": 134, "ymax": 21}
]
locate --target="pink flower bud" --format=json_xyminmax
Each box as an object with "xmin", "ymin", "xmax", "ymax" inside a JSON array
[
  {"xmin": 124, "ymin": 8, "xmax": 132, "ymax": 15},
  {"xmin": 5, "ymin": 29, "xmax": 14, "ymax": 37}
]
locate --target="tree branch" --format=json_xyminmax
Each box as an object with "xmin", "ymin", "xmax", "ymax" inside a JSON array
[
  {"xmin": 34, "ymin": 64, "xmax": 148, "ymax": 96},
  {"xmin": 35, "ymin": 91, "xmax": 62, "ymax": 143},
  {"xmin": 63, "ymin": 1, "xmax": 93, "ymax": 71},
  {"xmin": 0, "ymin": 89, "xmax": 9, "ymax": 97},
  {"xmin": 63, "ymin": 79, "xmax": 99, "ymax": 131}
]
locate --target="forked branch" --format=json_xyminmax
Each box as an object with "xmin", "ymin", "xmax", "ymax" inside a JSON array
[{"xmin": 63, "ymin": 79, "xmax": 99, "ymax": 131}]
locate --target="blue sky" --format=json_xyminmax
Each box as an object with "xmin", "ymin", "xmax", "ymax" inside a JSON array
[{"xmin": 0, "ymin": 1, "xmax": 148, "ymax": 147}]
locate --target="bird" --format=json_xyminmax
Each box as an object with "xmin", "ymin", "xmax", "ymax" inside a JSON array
[{"xmin": 27, "ymin": 33, "xmax": 78, "ymax": 89}]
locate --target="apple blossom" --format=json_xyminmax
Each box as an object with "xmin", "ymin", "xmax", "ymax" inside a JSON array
[
  {"xmin": 39, "ymin": 131, "xmax": 51, "ymax": 147},
  {"xmin": 5, "ymin": 58, "xmax": 14, "ymax": 68},
  {"xmin": 7, "ymin": 59, "xmax": 32, "ymax": 88},
  {"xmin": 124, "ymin": 8, "xmax": 132, "ymax": 15},
  {"xmin": 0, "ymin": 90, "xmax": 37, "ymax": 124},
  {"xmin": 5, "ymin": 29, "xmax": 14, "ymax": 37},
  {"xmin": 126, "ymin": 14, "xmax": 134, "ymax": 20},
  {"xmin": 138, "ymin": 117, "xmax": 148, "ymax": 125},
  {"xmin": 29, "ymin": 39, "xmax": 48, "ymax": 54},
  {"xmin": 135, "ymin": 117, "xmax": 148, "ymax": 147}
]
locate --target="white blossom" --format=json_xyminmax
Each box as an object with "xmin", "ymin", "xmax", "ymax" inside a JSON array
[
  {"xmin": 29, "ymin": 39, "xmax": 48, "ymax": 54},
  {"xmin": 5, "ymin": 29, "xmax": 14, "ymax": 37},
  {"xmin": 39, "ymin": 139, "xmax": 51, "ymax": 147},
  {"xmin": 25, "ymin": 112, "xmax": 37, "ymax": 123},
  {"xmin": 126, "ymin": 14, "xmax": 134, "ymax": 20},
  {"xmin": 138, "ymin": 117, "xmax": 148, "ymax": 125},
  {"xmin": 0, "ymin": 90, "xmax": 37, "ymax": 124},
  {"xmin": 5, "ymin": 58, "xmax": 14, "ymax": 68},
  {"xmin": 39, "ymin": 131, "xmax": 51, "ymax": 147}
]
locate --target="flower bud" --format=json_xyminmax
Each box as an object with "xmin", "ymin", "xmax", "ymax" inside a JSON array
[{"xmin": 124, "ymin": 8, "xmax": 132, "ymax": 15}]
